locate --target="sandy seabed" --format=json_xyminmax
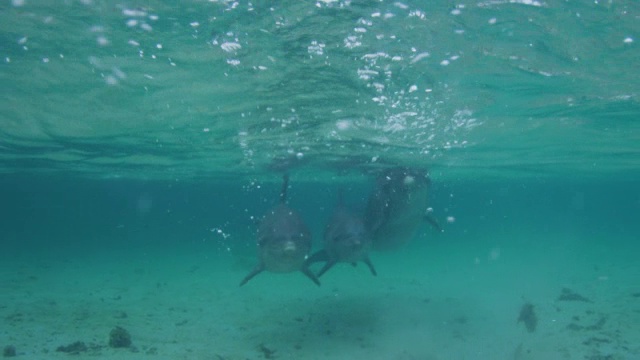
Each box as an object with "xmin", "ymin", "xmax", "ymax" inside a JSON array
[{"xmin": 1, "ymin": 232, "xmax": 639, "ymax": 360}]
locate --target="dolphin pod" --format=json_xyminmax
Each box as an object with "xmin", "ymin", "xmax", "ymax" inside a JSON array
[{"xmin": 240, "ymin": 167, "xmax": 441, "ymax": 286}]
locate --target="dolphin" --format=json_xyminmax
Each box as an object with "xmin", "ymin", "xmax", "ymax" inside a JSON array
[
  {"xmin": 365, "ymin": 167, "xmax": 442, "ymax": 251},
  {"xmin": 240, "ymin": 174, "xmax": 320, "ymax": 286},
  {"xmin": 305, "ymin": 192, "xmax": 376, "ymax": 277}
]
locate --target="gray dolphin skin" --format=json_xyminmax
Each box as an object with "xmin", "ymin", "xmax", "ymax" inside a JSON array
[
  {"xmin": 365, "ymin": 167, "xmax": 442, "ymax": 251},
  {"xmin": 305, "ymin": 193, "xmax": 377, "ymax": 278},
  {"xmin": 240, "ymin": 174, "xmax": 320, "ymax": 286}
]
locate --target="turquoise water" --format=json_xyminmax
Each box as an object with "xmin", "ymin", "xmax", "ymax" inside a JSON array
[{"xmin": 1, "ymin": 0, "xmax": 639, "ymax": 359}]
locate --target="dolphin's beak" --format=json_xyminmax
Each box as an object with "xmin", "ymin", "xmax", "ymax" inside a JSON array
[{"xmin": 283, "ymin": 241, "xmax": 297, "ymax": 253}]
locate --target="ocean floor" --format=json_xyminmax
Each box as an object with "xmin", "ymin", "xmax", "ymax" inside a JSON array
[{"xmin": 1, "ymin": 230, "xmax": 639, "ymax": 360}]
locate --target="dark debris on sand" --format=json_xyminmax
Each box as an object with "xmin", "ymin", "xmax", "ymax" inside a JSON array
[
  {"xmin": 257, "ymin": 343, "xmax": 277, "ymax": 359},
  {"xmin": 109, "ymin": 326, "xmax": 132, "ymax": 348},
  {"xmin": 3, "ymin": 345, "xmax": 16, "ymax": 357},
  {"xmin": 56, "ymin": 341, "xmax": 88, "ymax": 355},
  {"xmin": 517, "ymin": 302, "xmax": 537, "ymax": 333},
  {"xmin": 557, "ymin": 288, "xmax": 592, "ymax": 302}
]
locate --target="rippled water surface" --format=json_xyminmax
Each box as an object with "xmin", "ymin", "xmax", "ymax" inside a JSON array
[
  {"xmin": 2, "ymin": 0, "xmax": 638, "ymax": 180},
  {"xmin": 1, "ymin": 2, "xmax": 639, "ymax": 359}
]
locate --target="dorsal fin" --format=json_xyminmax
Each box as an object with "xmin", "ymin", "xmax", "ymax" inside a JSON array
[
  {"xmin": 280, "ymin": 173, "xmax": 290, "ymax": 203},
  {"xmin": 336, "ymin": 188, "xmax": 345, "ymax": 206}
]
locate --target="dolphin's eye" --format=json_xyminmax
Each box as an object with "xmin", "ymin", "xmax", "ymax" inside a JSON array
[{"xmin": 333, "ymin": 234, "xmax": 350, "ymax": 242}]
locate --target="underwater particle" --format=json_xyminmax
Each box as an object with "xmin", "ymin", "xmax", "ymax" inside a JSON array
[
  {"xmin": 488, "ymin": 17, "xmax": 497, "ymax": 24},
  {"xmin": 105, "ymin": 75, "xmax": 118, "ymax": 85},
  {"xmin": 296, "ymin": 152, "xmax": 304, "ymax": 160},
  {"xmin": 12, "ymin": 0, "xmax": 25, "ymax": 6},
  {"xmin": 3, "ymin": 345, "xmax": 16, "ymax": 357},
  {"xmin": 408, "ymin": 85, "xmax": 418, "ymax": 93},
  {"xmin": 221, "ymin": 42, "xmax": 241, "ymax": 52},
  {"xmin": 308, "ymin": 40, "xmax": 325, "ymax": 55},
  {"xmin": 97, "ymin": 36, "xmax": 109, "ymax": 46},
  {"xmin": 624, "ymin": 37, "xmax": 633, "ymax": 44},
  {"xmin": 517, "ymin": 303, "xmax": 537, "ymax": 332},
  {"xmin": 440, "ymin": 59, "xmax": 450, "ymax": 66},
  {"xmin": 446, "ymin": 216, "xmax": 455, "ymax": 223},
  {"xmin": 411, "ymin": 52, "xmax": 430, "ymax": 64},
  {"xmin": 109, "ymin": 326, "xmax": 132, "ymax": 348},
  {"xmin": 122, "ymin": 8, "xmax": 146, "ymax": 17},
  {"xmin": 336, "ymin": 119, "xmax": 351, "ymax": 130}
]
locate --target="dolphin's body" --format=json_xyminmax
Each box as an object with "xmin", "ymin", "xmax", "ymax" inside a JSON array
[
  {"xmin": 306, "ymin": 194, "xmax": 376, "ymax": 277},
  {"xmin": 240, "ymin": 175, "xmax": 319, "ymax": 286},
  {"xmin": 365, "ymin": 167, "xmax": 441, "ymax": 251}
]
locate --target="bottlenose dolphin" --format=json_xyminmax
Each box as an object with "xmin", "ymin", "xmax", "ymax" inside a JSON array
[
  {"xmin": 305, "ymin": 192, "xmax": 376, "ymax": 277},
  {"xmin": 240, "ymin": 174, "xmax": 320, "ymax": 286},
  {"xmin": 365, "ymin": 167, "xmax": 442, "ymax": 251}
]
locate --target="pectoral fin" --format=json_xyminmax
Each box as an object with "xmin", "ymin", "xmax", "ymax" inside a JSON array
[
  {"xmin": 363, "ymin": 256, "xmax": 377, "ymax": 276},
  {"xmin": 316, "ymin": 260, "xmax": 337, "ymax": 278},
  {"xmin": 239, "ymin": 263, "xmax": 264, "ymax": 287},
  {"xmin": 424, "ymin": 214, "xmax": 443, "ymax": 232},
  {"xmin": 304, "ymin": 249, "xmax": 329, "ymax": 266},
  {"xmin": 301, "ymin": 267, "xmax": 321, "ymax": 286}
]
